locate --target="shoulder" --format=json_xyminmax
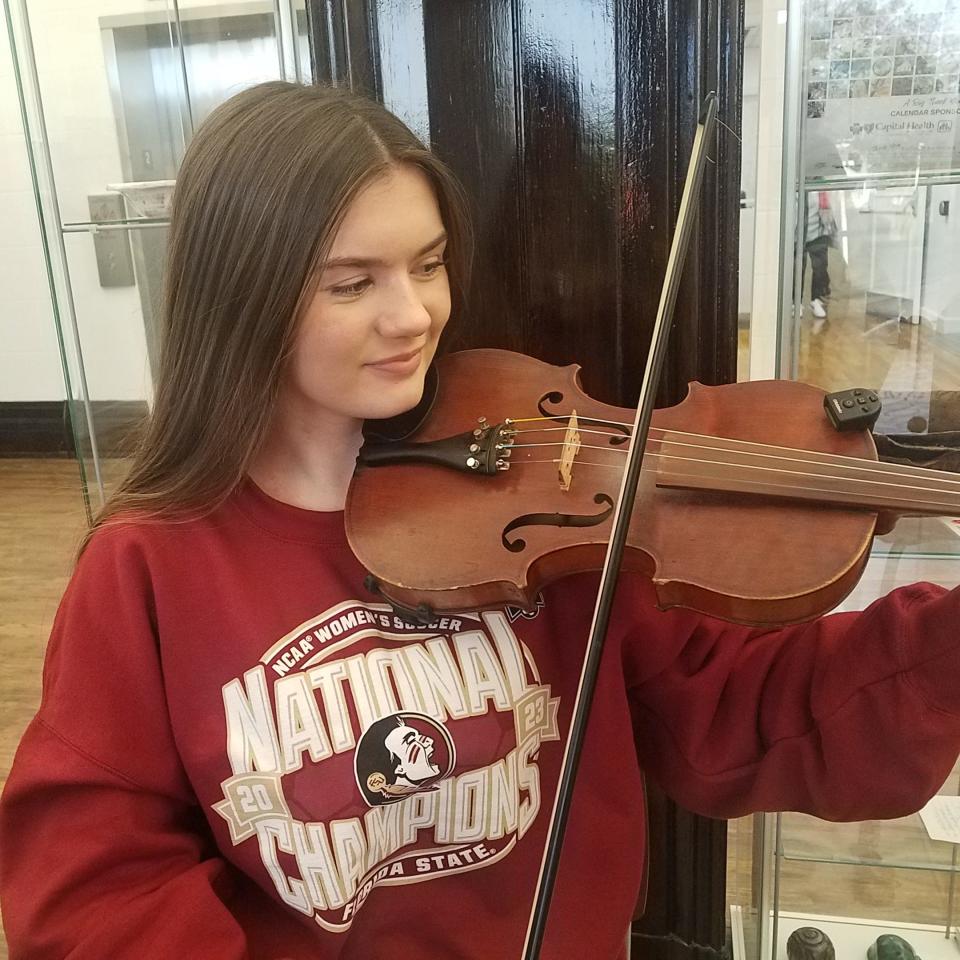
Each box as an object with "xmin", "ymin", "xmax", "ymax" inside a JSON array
[
  {"xmin": 77, "ymin": 516, "xmax": 171, "ymax": 578},
  {"xmin": 46, "ymin": 506, "xmax": 236, "ymax": 682},
  {"xmin": 80, "ymin": 497, "xmax": 240, "ymax": 563},
  {"xmin": 72, "ymin": 503, "xmax": 234, "ymax": 597},
  {"xmin": 57, "ymin": 521, "xmax": 161, "ymax": 630}
]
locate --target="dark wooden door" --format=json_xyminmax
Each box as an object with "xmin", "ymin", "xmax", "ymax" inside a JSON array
[{"xmin": 308, "ymin": 2, "xmax": 742, "ymax": 956}]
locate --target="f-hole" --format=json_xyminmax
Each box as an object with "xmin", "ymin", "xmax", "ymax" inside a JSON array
[{"xmin": 501, "ymin": 493, "xmax": 615, "ymax": 553}]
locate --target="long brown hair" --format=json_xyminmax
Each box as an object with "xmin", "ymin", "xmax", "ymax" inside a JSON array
[{"xmin": 81, "ymin": 81, "xmax": 472, "ymax": 552}]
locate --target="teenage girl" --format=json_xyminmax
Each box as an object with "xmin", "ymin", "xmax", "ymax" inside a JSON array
[{"xmin": 2, "ymin": 81, "xmax": 959, "ymax": 960}]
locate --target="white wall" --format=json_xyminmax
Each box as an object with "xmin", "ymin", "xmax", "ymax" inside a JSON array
[
  {"xmin": 33, "ymin": 0, "xmax": 158, "ymax": 404},
  {"xmin": 2, "ymin": 0, "xmax": 280, "ymax": 405},
  {"xmin": 0, "ymin": 28, "xmax": 64, "ymax": 401},
  {"xmin": 748, "ymin": 0, "xmax": 789, "ymax": 381},
  {"xmin": 827, "ymin": 182, "xmax": 960, "ymax": 331},
  {"xmin": 738, "ymin": 4, "xmax": 761, "ymax": 317},
  {"xmin": 922, "ymin": 183, "xmax": 960, "ymax": 331}
]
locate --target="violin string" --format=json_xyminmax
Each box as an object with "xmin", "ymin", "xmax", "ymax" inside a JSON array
[
  {"xmin": 511, "ymin": 431, "xmax": 960, "ymax": 492},
  {"xmin": 513, "ymin": 425, "xmax": 631, "ymax": 440},
  {"xmin": 517, "ymin": 414, "xmax": 957, "ymax": 480},
  {"xmin": 523, "ymin": 459, "xmax": 623, "ymax": 470},
  {"xmin": 511, "ymin": 415, "xmax": 632, "ymax": 431},
  {"xmin": 509, "ymin": 420, "xmax": 960, "ymax": 491},
  {"xmin": 511, "ymin": 435, "xmax": 960, "ymax": 488},
  {"xmin": 567, "ymin": 446, "xmax": 960, "ymax": 499},
  {"xmin": 514, "ymin": 442, "xmax": 956, "ymax": 490},
  {"xmin": 512, "ymin": 441, "xmax": 631, "ymax": 454},
  {"xmin": 511, "ymin": 453, "xmax": 960, "ymax": 516},
  {"xmin": 658, "ymin": 427, "xmax": 960, "ymax": 479},
  {"xmin": 506, "ymin": 442, "xmax": 960, "ymax": 503},
  {"xmin": 658, "ymin": 434, "xmax": 960, "ymax": 487}
]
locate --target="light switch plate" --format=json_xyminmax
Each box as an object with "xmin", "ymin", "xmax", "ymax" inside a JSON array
[{"xmin": 88, "ymin": 193, "xmax": 135, "ymax": 288}]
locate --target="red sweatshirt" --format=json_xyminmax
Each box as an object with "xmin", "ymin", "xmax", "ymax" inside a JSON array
[{"xmin": 2, "ymin": 478, "xmax": 960, "ymax": 959}]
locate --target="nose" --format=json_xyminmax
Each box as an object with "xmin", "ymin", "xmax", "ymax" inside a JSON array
[{"xmin": 377, "ymin": 276, "xmax": 433, "ymax": 340}]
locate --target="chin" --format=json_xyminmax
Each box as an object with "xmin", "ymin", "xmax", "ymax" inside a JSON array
[{"xmin": 358, "ymin": 368, "xmax": 428, "ymax": 421}]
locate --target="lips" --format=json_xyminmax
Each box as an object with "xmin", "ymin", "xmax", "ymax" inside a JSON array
[
  {"xmin": 365, "ymin": 348, "xmax": 423, "ymax": 377},
  {"xmin": 368, "ymin": 349, "xmax": 421, "ymax": 366}
]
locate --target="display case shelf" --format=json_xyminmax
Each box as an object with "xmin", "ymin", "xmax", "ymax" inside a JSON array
[
  {"xmin": 873, "ymin": 518, "xmax": 960, "ymax": 560},
  {"xmin": 806, "ymin": 171, "xmax": 960, "ymax": 190},
  {"xmin": 773, "ymin": 914, "xmax": 960, "ymax": 960},
  {"xmin": 779, "ymin": 805, "xmax": 960, "ymax": 873},
  {"xmin": 61, "ymin": 218, "xmax": 170, "ymax": 233}
]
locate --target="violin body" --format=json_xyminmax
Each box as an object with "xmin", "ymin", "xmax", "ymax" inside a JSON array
[{"xmin": 347, "ymin": 349, "xmax": 880, "ymax": 626}]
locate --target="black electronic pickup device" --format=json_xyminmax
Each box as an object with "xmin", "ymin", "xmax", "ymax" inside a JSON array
[{"xmin": 823, "ymin": 387, "xmax": 881, "ymax": 432}]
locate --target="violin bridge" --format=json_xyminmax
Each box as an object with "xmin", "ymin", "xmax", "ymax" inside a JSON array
[{"xmin": 558, "ymin": 410, "xmax": 581, "ymax": 492}]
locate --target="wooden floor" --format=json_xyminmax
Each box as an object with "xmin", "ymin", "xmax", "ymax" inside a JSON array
[
  {"xmin": 4, "ymin": 272, "xmax": 960, "ymax": 956},
  {"xmin": 741, "ymin": 245, "xmax": 960, "ymax": 411},
  {"xmin": 0, "ymin": 459, "xmax": 88, "ymax": 789},
  {"xmin": 0, "ymin": 460, "xmax": 88, "ymax": 959}
]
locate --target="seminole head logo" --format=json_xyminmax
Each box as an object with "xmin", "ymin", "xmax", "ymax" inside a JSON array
[{"xmin": 355, "ymin": 712, "xmax": 455, "ymax": 807}]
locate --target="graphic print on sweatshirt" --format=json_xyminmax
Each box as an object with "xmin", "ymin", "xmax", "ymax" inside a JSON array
[{"xmin": 213, "ymin": 600, "xmax": 560, "ymax": 933}]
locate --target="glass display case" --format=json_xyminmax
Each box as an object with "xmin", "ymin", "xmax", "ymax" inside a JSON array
[
  {"xmin": 5, "ymin": 0, "xmax": 309, "ymax": 518},
  {"xmin": 729, "ymin": 553, "xmax": 960, "ymax": 960},
  {"xmin": 767, "ymin": 546, "xmax": 960, "ymax": 960},
  {"xmin": 733, "ymin": 0, "xmax": 960, "ymax": 958}
]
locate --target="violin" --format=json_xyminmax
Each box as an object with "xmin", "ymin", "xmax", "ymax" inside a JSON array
[{"xmin": 347, "ymin": 347, "xmax": 960, "ymax": 628}]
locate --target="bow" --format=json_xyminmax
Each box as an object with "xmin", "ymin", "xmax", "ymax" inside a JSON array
[{"xmin": 521, "ymin": 92, "xmax": 719, "ymax": 959}]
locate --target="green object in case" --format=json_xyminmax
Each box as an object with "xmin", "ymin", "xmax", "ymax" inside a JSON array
[{"xmin": 868, "ymin": 935, "xmax": 921, "ymax": 960}]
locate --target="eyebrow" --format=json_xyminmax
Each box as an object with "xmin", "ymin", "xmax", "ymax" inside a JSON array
[{"xmin": 321, "ymin": 232, "xmax": 448, "ymax": 271}]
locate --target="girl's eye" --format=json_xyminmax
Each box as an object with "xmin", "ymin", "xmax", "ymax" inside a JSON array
[
  {"xmin": 417, "ymin": 257, "xmax": 447, "ymax": 278},
  {"xmin": 330, "ymin": 278, "xmax": 371, "ymax": 297}
]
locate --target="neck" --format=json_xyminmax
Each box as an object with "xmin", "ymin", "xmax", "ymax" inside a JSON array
[
  {"xmin": 249, "ymin": 401, "xmax": 364, "ymax": 512},
  {"xmin": 652, "ymin": 428, "xmax": 960, "ymax": 517}
]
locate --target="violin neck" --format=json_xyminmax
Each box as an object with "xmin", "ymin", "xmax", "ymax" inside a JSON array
[{"xmin": 652, "ymin": 431, "xmax": 960, "ymax": 518}]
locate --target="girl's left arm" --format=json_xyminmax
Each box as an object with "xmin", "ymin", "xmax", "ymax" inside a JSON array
[{"xmin": 620, "ymin": 577, "xmax": 960, "ymax": 821}]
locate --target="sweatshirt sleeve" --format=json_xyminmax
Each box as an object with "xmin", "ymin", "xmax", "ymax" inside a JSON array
[
  {"xmin": 0, "ymin": 529, "xmax": 252, "ymax": 959},
  {"xmin": 621, "ymin": 576, "xmax": 960, "ymax": 821}
]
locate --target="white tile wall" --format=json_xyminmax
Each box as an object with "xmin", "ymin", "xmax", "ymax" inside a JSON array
[
  {"xmin": 739, "ymin": 40, "xmax": 760, "ymax": 317},
  {"xmin": 748, "ymin": 0, "xmax": 790, "ymax": 383},
  {"xmin": 20, "ymin": 0, "xmax": 154, "ymax": 403},
  {"xmin": 3, "ymin": 0, "xmax": 280, "ymax": 406},
  {"xmin": 0, "ymin": 27, "xmax": 64, "ymax": 401}
]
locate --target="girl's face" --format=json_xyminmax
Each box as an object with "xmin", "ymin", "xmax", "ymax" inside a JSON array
[{"xmin": 281, "ymin": 165, "xmax": 451, "ymax": 429}]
